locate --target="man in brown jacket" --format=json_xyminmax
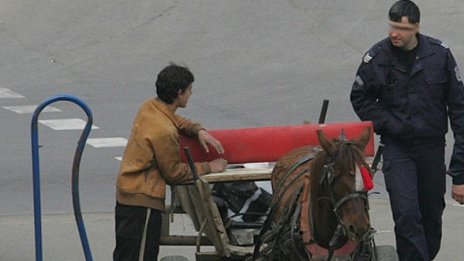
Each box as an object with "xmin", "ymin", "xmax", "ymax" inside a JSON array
[{"xmin": 113, "ymin": 64, "xmax": 228, "ymax": 261}]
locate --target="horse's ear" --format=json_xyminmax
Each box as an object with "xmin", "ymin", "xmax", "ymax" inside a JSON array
[
  {"xmin": 355, "ymin": 126, "xmax": 372, "ymax": 151},
  {"xmin": 317, "ymin": 129, "xmax": 337, "ymax": 155}
]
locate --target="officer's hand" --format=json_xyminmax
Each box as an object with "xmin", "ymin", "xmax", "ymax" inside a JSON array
[
  {"xmin": 198, "ymin": 129, "xmax": 225, "ymax": 154},
  {"xmin": 451, "ymin": 184, "xmax": 464, "ymax": 204},
  {"xmin": 208, "ymin": 158, "xmax": 228, "ymax": 173}
]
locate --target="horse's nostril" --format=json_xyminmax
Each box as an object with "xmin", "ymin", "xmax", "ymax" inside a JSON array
[
  {"xmin": 348, "ymin": 225, "xmax": 355, "ymax": 234},
  {"xmin": 346, "ymin": 223, "xmax": 370, "ymax": 241}
]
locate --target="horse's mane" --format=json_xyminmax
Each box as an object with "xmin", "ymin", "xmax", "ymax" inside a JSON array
[{"xmin": 310, "ymin": 138, "xmax": 366, "ymax": 196}]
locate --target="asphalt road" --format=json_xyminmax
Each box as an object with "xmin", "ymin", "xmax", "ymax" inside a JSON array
[{"xmin": 0, "ymin": 1, "xmax": 463, "ymax": 260}]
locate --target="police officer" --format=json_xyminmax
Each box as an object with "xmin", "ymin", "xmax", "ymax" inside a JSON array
[{"xmin": 350, "ymin": 1, "xmax": 464, "ymax": 260}]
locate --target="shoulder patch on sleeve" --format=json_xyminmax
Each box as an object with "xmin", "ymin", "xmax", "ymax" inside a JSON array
[
  {"xmin": 427, "ymin": 36, "xmax": 449, "ymax": 49},
  {"xmin": 455, "ymin": 66, "xmax": 462, "ymax": 82},
  {"xmin": 363, "ymin": 46, "xmax": 382, "ymax": 64},
  {"xmin": 355, "ymin": 75, "xmax": 364, "ymax": 87},
  {"xmin": 363, "ymin": 52, "xmax": 373, "ymax": 63}
]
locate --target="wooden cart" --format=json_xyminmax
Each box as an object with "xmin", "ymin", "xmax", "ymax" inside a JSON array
[{"xmin": 160, "ymin": 122, "xmax": 397, "ymax": 261}]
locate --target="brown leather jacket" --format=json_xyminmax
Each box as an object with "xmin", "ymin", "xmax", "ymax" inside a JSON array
[{"xmin": 116, "ymin": 98, "xmax": 211, "ymax": 210}]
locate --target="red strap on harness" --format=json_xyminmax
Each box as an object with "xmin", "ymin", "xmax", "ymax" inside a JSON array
[{"xmin": 360, "ymin": 166, "xmax": 374, "ymax": 191}]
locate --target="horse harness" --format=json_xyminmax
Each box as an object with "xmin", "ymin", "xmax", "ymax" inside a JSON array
[{"xmin": 253, "ymin": 146, "xmax": 372, "ymax": 261}]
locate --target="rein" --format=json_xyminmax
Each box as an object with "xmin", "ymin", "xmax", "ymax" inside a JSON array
[{"xmin": 252, "ymin": 153, "xmax": 313, "ymax": 260}]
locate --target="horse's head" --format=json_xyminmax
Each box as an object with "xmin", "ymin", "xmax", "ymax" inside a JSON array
[{"xmin": 313, "ymin": 126, "xmax": 372, "ymax": 243}]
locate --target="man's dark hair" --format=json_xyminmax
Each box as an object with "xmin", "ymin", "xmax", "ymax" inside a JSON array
[
  {"xmin": 156, "ymin": 64, "xmax": 194, "ymax": 104},
  {"xmin": 389, "ymin": 0, "xmax": 420, "ymax": 24}
]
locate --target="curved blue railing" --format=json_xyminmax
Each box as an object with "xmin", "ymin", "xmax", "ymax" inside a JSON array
[{"xmin": 31, "ymin": 94, "xmax": 94, "ymax": 261}]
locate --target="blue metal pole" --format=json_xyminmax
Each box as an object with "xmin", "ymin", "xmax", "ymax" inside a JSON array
[{"xmin": 31, "ymin": 94, "xmax": 94, "ymax": 261}]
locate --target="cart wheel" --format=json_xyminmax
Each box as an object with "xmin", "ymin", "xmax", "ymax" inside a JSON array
[
  {"xmin": 375, "ymin": 245, "xmax": 398, "ymax": 261},
  {"xmin": 160, "ymin": 255, "xmax": 189, "ymax": 261}
]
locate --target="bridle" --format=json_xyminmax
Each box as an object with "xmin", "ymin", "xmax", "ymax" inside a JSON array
[
  {"xmin": 319, "ymin": 158, "xmax": 369, "ymax": 222},
  {"xmin": 315, "ymin": 141, "xmax": 372, "ymax": 260}
]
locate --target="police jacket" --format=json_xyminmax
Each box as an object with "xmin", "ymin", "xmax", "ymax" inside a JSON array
[{"xmin": 351, "ymin": 33, "xmax": 464, "ymax": 185}]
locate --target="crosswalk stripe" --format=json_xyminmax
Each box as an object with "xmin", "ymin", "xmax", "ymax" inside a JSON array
[
  {"xmin": 86, "ymin": 137, "xmax": 127, "ymax": 148},
  {"xmin": 0, "ymin": 88, "xmax": 126, "ymax": 161},
  {"xmin": 3, "ymin": 105, "xmax": 62, "ymax": 114},
  {"xmin": 38, "ymin": 118, "xmax": 99, "ymax": 130},
  {"xmin": 0, "ymin": 88, "xmax": 26, "ymax": 98}
]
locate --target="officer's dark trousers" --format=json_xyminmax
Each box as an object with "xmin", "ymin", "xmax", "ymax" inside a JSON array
[
  {"xmin": 113, "ymin": 202, "xmax": 162, "ymax": 261},
  {"xmin": 382, "ymin": 143, "xmax": 446, "ymax": 261}
]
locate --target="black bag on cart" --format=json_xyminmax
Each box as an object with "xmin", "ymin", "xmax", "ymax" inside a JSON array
[{"xmin": 212, "ymin": 181, "xmax": 272, "ymax": 222}]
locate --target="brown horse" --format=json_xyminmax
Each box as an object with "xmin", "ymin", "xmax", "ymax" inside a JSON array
[{"xmin": 253, "ymin": 127, "xmax": 373, "ymax": 261}]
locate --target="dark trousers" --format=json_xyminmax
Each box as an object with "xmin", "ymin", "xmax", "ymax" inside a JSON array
[
  {"xmin": 113, "ymin": 202, "xmax": 162, "ymax": 261},
  {"xmin": 382, "ymin": 143, "xmax": 446, "ymax": 261}
]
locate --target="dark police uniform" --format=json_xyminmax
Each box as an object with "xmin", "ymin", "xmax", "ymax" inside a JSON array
[{"xmin": 351, "ymin": 33, "xmax": 464, "ymax": 260}]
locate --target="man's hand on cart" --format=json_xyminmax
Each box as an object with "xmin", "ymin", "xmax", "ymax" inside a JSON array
[
  {"xmin": 209, "ymin": 158, "xmax": 228, "ymax": 173},
  {"xmin": 198, "ymin": 129, "xmax": 225, "ymax": 154}
]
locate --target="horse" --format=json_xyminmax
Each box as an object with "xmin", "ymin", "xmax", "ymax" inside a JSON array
[{"xmin": 252, "ymin": 127, "xmax": 374, "ymax": 261}]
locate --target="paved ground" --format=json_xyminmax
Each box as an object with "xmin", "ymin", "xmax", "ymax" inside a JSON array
[
  {"xmin": 1, "ymin": 195, "xmax": 463, "ymax": 260},
  {"xmin": 1, "ymin": 0, "xmax": 464, "ymax": 260}
]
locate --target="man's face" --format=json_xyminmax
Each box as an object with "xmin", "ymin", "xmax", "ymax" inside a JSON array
[
  {"xmin": 177, "ymin": 84, "xmax": 192, "ymax": 108},
  {"xmin": 388, "ymin": 16, "xmax": 419, "ymax": 50}
]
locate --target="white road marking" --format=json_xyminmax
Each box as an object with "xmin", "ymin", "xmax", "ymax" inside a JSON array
[
  {"xmin": 3, "ymin": 105, "xmax": 61, "ymax": 114},
  {"xmin": 86, "ymin": 137, "xmax": 127, "ymax": 148},
  {"xmin": 0, "ymin": 88, "xmax": 26, "ymax": 98},
  {"xmin": 115, "ymin": 157, "xmax": 122, "ymax": 161},
  {"xmin": 38, "ymin": 118, "xmax": 99, "ymax": 130}
]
